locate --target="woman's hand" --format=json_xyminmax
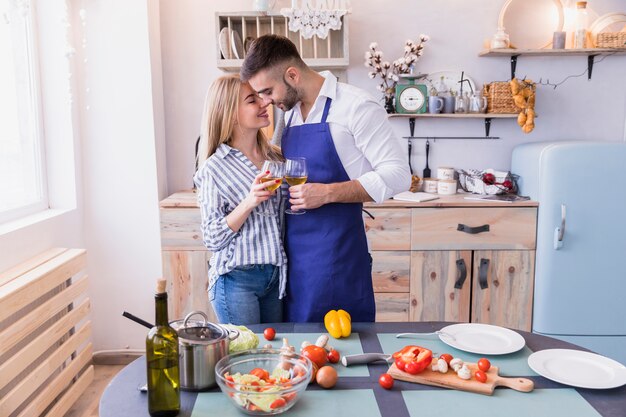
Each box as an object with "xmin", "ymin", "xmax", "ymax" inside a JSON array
[{"xmin": 244, "ymin": 171, "xmax": 279, "ymax": 210}]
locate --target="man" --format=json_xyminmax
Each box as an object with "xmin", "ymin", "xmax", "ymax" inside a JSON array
[{"xmin": 241, "ymin": 34, "xmax": 410, "ymax": 323}]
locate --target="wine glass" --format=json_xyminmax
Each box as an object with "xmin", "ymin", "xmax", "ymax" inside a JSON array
[
  {"xmin": 284, "ymin": 157, "xmax": 308, "ymax": 215},
  {"xmin": 259, "ymin": 160, "xmax": 283, "ymax": 216}
]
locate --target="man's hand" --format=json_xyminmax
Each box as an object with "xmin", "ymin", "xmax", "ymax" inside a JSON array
[{"xmin": 288, "ymin": 183, "xmax": 330, "ymax": 210}]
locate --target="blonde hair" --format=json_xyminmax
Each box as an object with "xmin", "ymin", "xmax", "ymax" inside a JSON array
[{"xmin": 197, "ymin": 74, "xmax": 283, "ymax": 166}]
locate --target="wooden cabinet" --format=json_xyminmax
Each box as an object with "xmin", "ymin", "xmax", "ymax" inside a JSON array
[
  {"xmin": 160, "ymin": 192, "xmax": 218, "ymax": 322},
  {"xmin": 159, "ymin": 192, "xmax": 537, "ymax": 330},
  {"xmin": 365, "ymin": 196, "xmax": 537, "ymax": 331}
]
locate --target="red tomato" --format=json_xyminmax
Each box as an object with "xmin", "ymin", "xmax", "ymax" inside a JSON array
[
  {"xmin": 269, "ymin": 398, "xmax": 287, "ymax": 409},
  {"xmin": 439, "ymin": 354, "xmax": 453, "ymax": 365},
  {"xmin": 301, "ymin": 345, "xmax": 328, "ymax": 368},
  {"xmin": 477, "ymin": 358, "xmax": 491, "ymax": 372},
  {"xmin": 249, "ymin": 367, "xmax": 270, "ymax": 381},
  {"xmin": 395, "ymin": 358, "xmax": 407, "ymax": 372},
  {"xmin": 474, "ymin": 370, "xmax": 488, "ymax": 383},
  {"xmin": 379, "ymin": 373, "xmax": 394, "ymax": 390},
  {"xmin": 263, "ymin": 327, "xmax": 276, "ymax": 341},
  {"xmin": 327, "ymin": 349, "xmax": 340, "ymax": 364},
  {"xmin": 404, "ymin": 361, "xmax": 424, "ymax": 375}
]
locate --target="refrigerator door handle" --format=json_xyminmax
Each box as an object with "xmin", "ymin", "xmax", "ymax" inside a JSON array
[{"xmin": 554, "ymin": 204, "xmax": 566, "ymax": 250}]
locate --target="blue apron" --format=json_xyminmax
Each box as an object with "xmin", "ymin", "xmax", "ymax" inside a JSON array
[{"xmin": 282, "ymin": 97, "xmax": 375, "ymax": 322}]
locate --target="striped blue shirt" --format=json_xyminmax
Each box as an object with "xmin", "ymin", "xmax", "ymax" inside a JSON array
[{"xmin": 193, "ymin": 144, "xmax": 287, "ymax": 298}]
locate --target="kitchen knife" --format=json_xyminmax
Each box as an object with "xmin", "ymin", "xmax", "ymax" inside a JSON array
[{"xmin": 341, "ymin": 353, "xmax": 393, "ymax": 366}]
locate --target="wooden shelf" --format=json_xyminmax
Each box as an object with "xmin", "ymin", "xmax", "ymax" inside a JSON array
[
  {"xmin": 388, "ymin": 113, "xmax": 518, "ymax": 138},
  {"xmin": 216, "ymin": 12, "xmax": 349, "ymax": 71},
  {"xmin": 479, "ymin": 47, "xmax": 626, "ymax": 79},
  {"xmin": 388, "ymin": 113, "xmax": 517, "ymax": 119},
  {"xmin": 479, "ymin": 47, "xmax": 626, "ymax": 57}
]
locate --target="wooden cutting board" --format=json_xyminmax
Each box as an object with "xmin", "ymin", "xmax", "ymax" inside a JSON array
[{"xmin": 388, "ymin": 359, "xmax": 534, "ymax": 396}]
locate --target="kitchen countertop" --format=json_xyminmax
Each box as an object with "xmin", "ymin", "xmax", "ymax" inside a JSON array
[
  {"xmin": 160, "ymin": 190, "xmax": 538, "ymax": 209},
  {"xmin": 100, "ymin": 322, "xmax": 624, "ymax": 417}
]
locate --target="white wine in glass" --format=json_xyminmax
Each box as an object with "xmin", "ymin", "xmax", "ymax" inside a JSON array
[
  {"xmin": 259, "ymin": 160, "xmax": 284, "ymax": 216},
  {"xmin": 285, "ymin": 157, "xmax": 307, "ymax": 215}
]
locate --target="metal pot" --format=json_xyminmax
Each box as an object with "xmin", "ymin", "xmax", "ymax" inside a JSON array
[{"xmin": 170, "ymin": 311, "xmax": 239, "ymax": 391}]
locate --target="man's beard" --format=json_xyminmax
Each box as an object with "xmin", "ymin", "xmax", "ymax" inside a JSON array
[{"xmin": 280, "ymin": 77, "xmax": 300, "ymax": 111}]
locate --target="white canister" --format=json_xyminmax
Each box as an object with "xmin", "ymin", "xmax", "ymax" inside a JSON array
[
  {"xmin": 437, "ymin": 179, "xmax": 457, "ymax": 195},
  {"xmin": 423, "ymin": 178, "xmax": 439, "ymax": 193},
  {"xmin": 437, "ymin": 167, "xmax": 455, "ymax": 180}
]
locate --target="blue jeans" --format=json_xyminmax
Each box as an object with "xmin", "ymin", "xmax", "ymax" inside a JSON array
[{"xmin": 210, "ymin": 265, "xmax": 283, "ymax": 325}]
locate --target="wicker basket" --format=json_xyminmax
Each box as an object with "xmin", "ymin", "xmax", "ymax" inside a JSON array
[
  {"xmin": 596, "ymin": 32, "xmax": 626, "ymax": 48},
  {"xmin": 483, "ymin": 82, "xmax": 518, "ymax": 114}
]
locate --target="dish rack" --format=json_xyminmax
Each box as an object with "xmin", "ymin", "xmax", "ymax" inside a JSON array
[{"xmin": 216, "ymin": 12, "xmax": 349, "ymax": 71}]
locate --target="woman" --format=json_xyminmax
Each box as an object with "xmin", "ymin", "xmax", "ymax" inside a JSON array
[{"xmin": 194, "ymin": 75, "xmax": 286, "ymax": 325}]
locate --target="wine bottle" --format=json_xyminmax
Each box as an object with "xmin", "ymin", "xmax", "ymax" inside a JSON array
[{"xmin": 146, "ymin": 279, "xmax": 180, "ymax": 416}]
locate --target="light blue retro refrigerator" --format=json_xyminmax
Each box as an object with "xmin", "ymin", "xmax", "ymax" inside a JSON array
[{"xmin": 512, "ymin": 141, "xmax": 626, "ymax": 365}]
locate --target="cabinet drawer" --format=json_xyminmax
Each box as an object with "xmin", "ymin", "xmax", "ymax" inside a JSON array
[
  {"xmin": 375, "ymin": 293, "xmax": 409, "ymax": 322},
  {"xmin": 411, "ymin": 207, "xmax": 537, "ymax": 250},
  {"xmin": 372, "ymin": 251, "xmax": 410, "ymax": 293},
  {"xmin": 365, "ymin": 209, "xmax": 411, "ymax": 250}
]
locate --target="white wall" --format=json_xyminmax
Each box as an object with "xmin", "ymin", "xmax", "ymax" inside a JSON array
[
  {"xmin": 75, "ymin": 0, "xmax": 164, "ymax": 351},
  {"xmin": 160, "ymin": 0, "xmax": 626, "ymax": 194}
]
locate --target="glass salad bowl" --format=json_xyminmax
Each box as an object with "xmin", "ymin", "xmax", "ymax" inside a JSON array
[{"xmin": 214, "ymin": 349, "xmax": 313, "ymax": 415}]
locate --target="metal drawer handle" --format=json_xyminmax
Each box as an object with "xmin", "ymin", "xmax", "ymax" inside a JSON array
[
  {"xmin": 457, "ymin": 224, "xmax": 490, "ymax": 234},
  {"xmin": 454, "ymin": 259, "xmax": 467, "ymax": 289},
  {"xmin": 479, "ymin": 258, "xmax": 490, "ymax": 289}
]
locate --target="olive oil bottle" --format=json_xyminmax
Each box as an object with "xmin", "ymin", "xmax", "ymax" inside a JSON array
[{"xmin": 146, "ymin": 279, "xmax": 180, "ymax": 416}]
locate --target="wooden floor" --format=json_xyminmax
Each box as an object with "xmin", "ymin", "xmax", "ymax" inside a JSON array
[{"xmin": 64, "ymin": 364, "xmax": 125, "ymax": 417}]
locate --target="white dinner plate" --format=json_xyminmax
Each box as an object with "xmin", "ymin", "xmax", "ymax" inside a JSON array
[
  {"xmin": 438, "ymin": 323, "xmax": 526, "ymax": 355},
  {"xmin": 219, "ymin": 27, "xmax": 233, "ymax": 59},
  {"xmin": 231, "ymin": 30, "xmax": 244, "ymax": 60},
  {"xmin": 528, "ymin": 349, "xmax": 626, "ymax": 389}
]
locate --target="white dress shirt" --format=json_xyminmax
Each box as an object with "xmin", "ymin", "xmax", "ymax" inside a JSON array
[{"xmin": 283, "ymin": 71, "xmax": 410, "ymax": 203}]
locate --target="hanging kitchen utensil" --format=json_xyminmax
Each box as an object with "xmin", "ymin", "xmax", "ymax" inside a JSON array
[
  {"xmin": 408, "ymin": 140, "xmax": 413, "ymax": 175},
  {"xmin": 423, "ymin": 139, "xmax": 431, "ymax": 178}
]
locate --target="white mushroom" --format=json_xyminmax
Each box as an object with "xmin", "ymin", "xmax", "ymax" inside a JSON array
[
  {"xmin": 315, "ymin": 334, "xmax": 329, "ymax": 349},
  {"xmin": 457, "ymin": 364, "xmax": 471, "ymax": 380},
  {"xmin": 431, "ymin": 358, "xmax": 449, "ymax": 373},
  {"xmin": 301, "ymin": 340, "xmax": 312, "ymax": 349},
  {"xmin": 450, "ymin": 357, "xmax": 464, "ymax": 372}
]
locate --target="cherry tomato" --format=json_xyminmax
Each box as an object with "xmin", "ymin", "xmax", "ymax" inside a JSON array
[
  {"xmin": 404, "ymin": 361, "xmax": 424, "ymax": 375},
  {"xmin": 477, "ymin": 358, "xmax": 491, "ymax": 372},
  {"xmin": 269, "ymin": 398, "xmax": 287, "ymax": 409},
  {"xmin": 395, "ymin": 358, "xmax": 407, "ymax": 372},
  {"xmin": 327, "ymin": 349, "xmax": 340, "ymax": 364},
  {"xmin": 440, "ymin": 354, "xmax": 453, "ymax": 365},
  {"xmin": 474, "ymin": 370, "xmax": 488, "ymax": 383},
  {"xmin": 263, "ymin": 327, "xmax": 276, "ymax": 341},
  {"xmin": 379, "ymin": 373, "xmax": 394, "ymax": 390}
]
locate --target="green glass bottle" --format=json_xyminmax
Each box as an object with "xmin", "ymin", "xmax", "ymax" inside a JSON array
[{"xmin": 146, "ymin": 279, "xmax": 180, "ymax": 416}]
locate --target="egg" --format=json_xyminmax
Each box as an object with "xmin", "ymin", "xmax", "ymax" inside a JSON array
[{"xmin": 315, "ymin": 366, "xmax": 338, "ymax": 389}]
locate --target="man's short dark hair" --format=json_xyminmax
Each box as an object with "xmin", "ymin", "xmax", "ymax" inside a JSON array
[{"xmin": 240, "ymin": 34, "xmax": 306, "ymax": 81}]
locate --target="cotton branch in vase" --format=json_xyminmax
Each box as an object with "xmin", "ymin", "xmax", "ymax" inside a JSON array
[{"xmin": 364, "ymin": 35, "xmax": 429, "ymax": 111}]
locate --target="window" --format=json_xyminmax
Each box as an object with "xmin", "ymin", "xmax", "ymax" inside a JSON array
[{"xmin": 0, "ymin": 0, "xmax": 47, "ymax": 224}]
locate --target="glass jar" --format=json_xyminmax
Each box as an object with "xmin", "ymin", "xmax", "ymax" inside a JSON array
[
  {"xmin": 490, "ymin": 27, "xmax": 510, "ymax": 49},
  {"xmin": 454, "ymin": 92, "xmax": 469, "ymax": 113},
  {"xmin": 573, "ymin": 1, "xmax": 588, "ymax": 48}
]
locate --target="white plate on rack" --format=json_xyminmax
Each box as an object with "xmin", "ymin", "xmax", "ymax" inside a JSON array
[
  {"xmin": 437, "ymin": 323, "xmax": 526, "ymax": 355},
  {"xmin": 231, "ymin": 30, "xmax": 244, "ymax": 59},
  {"xmin": 425, "ymin": 71, "xmax": 477, "ymax": 95},
  {"xmin": 219, "ymin": 27, "xmax": 233, "ymax": 59},
  {"xmin": 528, "ymin": 349, "xmax": 626, "ymax": 389}
]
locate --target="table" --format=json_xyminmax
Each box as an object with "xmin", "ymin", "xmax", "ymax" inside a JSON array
[{"xmin": 100, "ymin": 322, "xmax": 626, "ymax": 417}]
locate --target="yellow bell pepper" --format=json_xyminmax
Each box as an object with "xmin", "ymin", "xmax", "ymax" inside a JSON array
[{"xmin": 324, "ymin": 309, "xmax": 351, "ymax": 339}]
